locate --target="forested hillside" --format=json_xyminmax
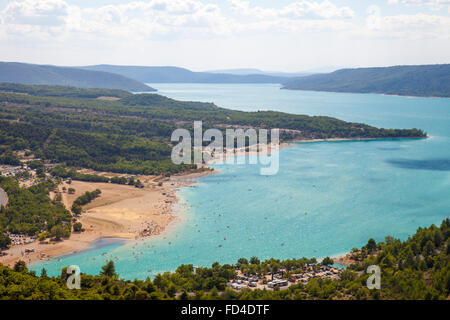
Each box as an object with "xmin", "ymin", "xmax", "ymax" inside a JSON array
[
  {"xmin": 0, "ymin": 83, "xmax": 426, "ymax": 175},
  {"xmin": 283, "ymin": 64, "xmax": 450, "ymax": 97},
  {"xmin": 0, "ymin": 62, "xmax": 155, "ymax": 92},
  {"xmin": 0, "ymin": 177, "xmax": 72, "ymax": 237},
  {"xmin": 0, "ymin": 83, "xmax": 133, "ymax": 99}
]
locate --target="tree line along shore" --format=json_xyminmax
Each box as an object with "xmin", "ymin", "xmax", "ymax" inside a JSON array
[
  {"xmin": 0, "ymin": 83, "xmax": 427, "ymax": 250},
  {"xmin": 0, "ymin": 82, "xmax": 434, "ymax": 300},
  {"xmin": 0, "ymin": 219, "xmax": 448, "ymax": 300},
  {"xmin": 0, "ymin": 163, "xmax": 210, "ymax": 267},
  {"xmin": 0, "ymin": 81, "xmax": 426, "ymax": 178}
]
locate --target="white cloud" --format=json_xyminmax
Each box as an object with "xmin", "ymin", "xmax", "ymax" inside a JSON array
[
  {"xmin": 0, "ymin": 0, "xmax": 235, "ymax": 39},
  {"xmin": 0, "ymin": 0, "xmax": 360, "ymax": 41},
  {"xmin": 228, "ymin": 0, "xmax": 355, "ymax": 20},
  {"xmin": 388, "ymin": 0, "xmax": 450, "ymax": 4},
  {"xmin": 3, "ymin": 0, "xmax": 69, "ymax": 26},
  {"xmin": 388, "ymin": 0, "xmax": 450, "ymax": 12},
  {"xmin": 381, "ymin": 13, "xmax": 450, "ymax": 38},
  {"xmin": 351, "ymin": 11, "xmax": 450, "ymax": 41},
  {"xmin": 0, "ymin": 0, "xmax": 448, "ymax": 41},
  {"xmin": 0, "ymin": 0, "xmax": 449, "ymax": 68}
]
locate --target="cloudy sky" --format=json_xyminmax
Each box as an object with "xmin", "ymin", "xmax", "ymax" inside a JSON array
[{"xmin": 0, "ymin": 0, "xmax": 449, "ymax": 71}]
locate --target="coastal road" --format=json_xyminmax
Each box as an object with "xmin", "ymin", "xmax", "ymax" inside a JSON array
[{"xmin": 0, "ymin": 187, "xmax": 8, "ymax": 207}]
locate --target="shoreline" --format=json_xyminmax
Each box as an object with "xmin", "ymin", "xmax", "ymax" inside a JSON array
[
  {"xmin": 206, "ymin": 135, "xmax": 426, "ymax": 164},
  {"xmin": 0, "ymin": 169, "xmax": 216, "ymax": 268},
  {"xmin": 332, "ymin": 253, "xmax": 356, "ymax": 267},
  {"xmin": 288, "ymin": 136, "xmax": 427, "ymax": 144},
  {"xmin": 0, "ymin": 135, "xmax": 424, "ymax": 268},
  {"xmin": 280, "ymin": 87, "xmax": 449, "ymax": 99}
]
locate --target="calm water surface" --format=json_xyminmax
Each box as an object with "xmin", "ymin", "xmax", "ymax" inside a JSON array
[{"xmin": 32, "ymin": 84, "xmax": 450, "ymax": 279}]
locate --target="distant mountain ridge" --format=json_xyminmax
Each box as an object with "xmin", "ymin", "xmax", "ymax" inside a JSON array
[
  {"xmin": 3, "ymin": 62, "xmax": 447, "ymax": 97},
  {"xmin": 81, "ymin": 65, "xmax": 294, "ymax": 83},
  {"xmin": 282, "ymin": 64, "xmax": 450, "ymax": 97},
  {"xmin": 0, "ymin": 62, "xmax": 155, "ymax": 92},
  {"xmin": 205, "ymin": 68, "xmax": 313, "ymax": 77}
]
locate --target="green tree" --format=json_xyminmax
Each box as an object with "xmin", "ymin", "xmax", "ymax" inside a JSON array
[
  {"xmin": 321, "ymin": 257, "xmax": 334, "ymax": 266},
  {"xmin": 13, "ymin": 260, "xmax": 27, "ymax": 272},
  {"xmin": 167, "ymin": 284, "xmax": 177, "ymax": 298},
  {"xmin": 73, "ymin": 222, "xmax": 83, "ymax": 232},
  {"xmin": 100, "ymin": 260, "xmax": 117, "ymax": 277},
  {"xmin": 71, "ymin": 204, "xmax": 82, "ymax": 216},
  {"xmin": 423, "ymin": 240, "xmax": 435, "ymax": 257},
  {"xmin": 38, "ymin": 232, "xmax": 49, "ymax": 242},
  {"xmin": 50, "ymin": 225, "xmax": 67, "ymax": 240},
  {"xmin": 135, "ymin": 290, "xmax": 149, "ymax": 300},
  {"xmin": 366, "ymin": 238, "xmax": 377, "ymax": 252},
  {"xmin": 237, "ymin": 258, "xmax": 249, "ymax": 268},
  {"xmin": 0, "ymin": 232, "xmax": 11, "ymax": 248}
]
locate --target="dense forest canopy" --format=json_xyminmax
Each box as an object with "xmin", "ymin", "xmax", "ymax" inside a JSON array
[
  {"xmin": 0, "ymin": 177, "xmax": 72, "ymax": 236},
  {"xmin": 283, "ymin": 64, "xmax": 450, "ymax": 97},
  {"xmin": 0, "ymin": 83, "xmax": 426, "ymax": 175},
  {"xmin": 0, "ymin": 83, "xmax": 133, "ymax": 99}
]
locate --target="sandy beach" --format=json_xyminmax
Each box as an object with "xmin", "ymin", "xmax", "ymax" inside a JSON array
[
  {"xmin": 0, "ymin": 169, "xmax": 214, "ymax": 268},
  {"xmin": 0, "ymin": 136, "xmax": 420, "ymax": 268}
]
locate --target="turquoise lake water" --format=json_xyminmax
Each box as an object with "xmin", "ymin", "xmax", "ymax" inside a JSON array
[{"xmin": 31, "ymin": 84, "xmax": 450, "ymax": 279}]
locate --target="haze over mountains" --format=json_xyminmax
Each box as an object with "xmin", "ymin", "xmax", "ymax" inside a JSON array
[
  {"xmin": 0, "ymin": 62, "xmax": 155, "ymax": 92},
  {"xmin": 205, "ymin": 68, "xmax": 313, "ymax": 78},
  {"xmin": 1, "ymin": 62, "xmax": 448, "ymax": 98},
  {"xmin": 80, "ymin": 65, "xmax": 293, "ymax": 84},
  {"xmin": 205, "ymin": 66, "xmax": 341, "ymax": 77}
]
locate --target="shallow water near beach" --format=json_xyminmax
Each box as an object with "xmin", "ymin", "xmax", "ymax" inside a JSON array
[{"xmin": 32, "ymin": 84, "xmax": 450, "ymax": 279}]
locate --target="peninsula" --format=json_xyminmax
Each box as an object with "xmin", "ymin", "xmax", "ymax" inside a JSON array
[{"xmin": 0, "ymin": 83, "xmax": 427, "ymax": 266}]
